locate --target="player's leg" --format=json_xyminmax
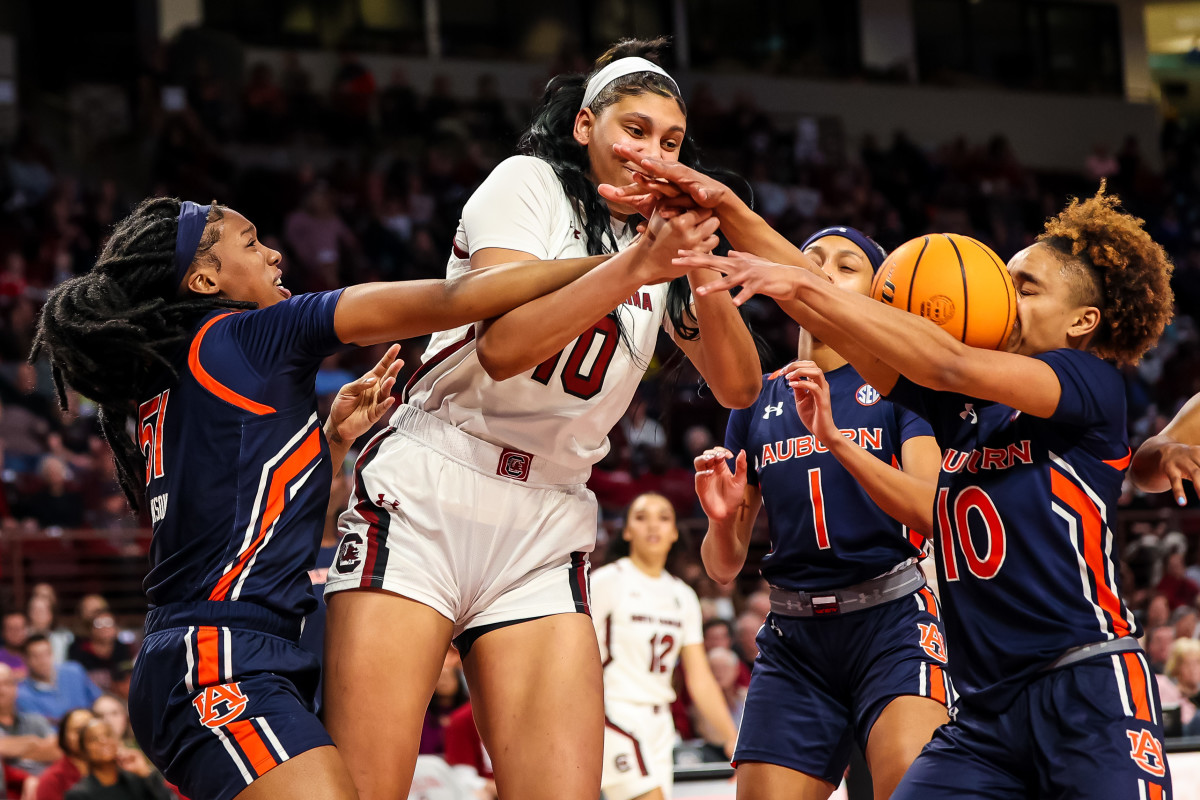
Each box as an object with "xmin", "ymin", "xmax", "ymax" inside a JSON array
[
  {"xmin": 735, "ymin": 762, "xmax": 836, "ymax": 800},
  {"xmin": 323, "ymin": 589, "xmax": 455, "ymax": 800},
  {"xmin": 864, "ymin": 695, "xmax": 949, "ymax": 798},
  {"xmin": 232, "ymin": 746, "xmax": 356, "ymax": 800},
  {"xmin": 462, "ymin": 612, "xmax": 604, "ymax": 800}
]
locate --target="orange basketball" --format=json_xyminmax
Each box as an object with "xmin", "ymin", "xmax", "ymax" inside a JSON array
[{"xmin": 869, "ymin": 233, "xmax": 1016, "ymax": 350}]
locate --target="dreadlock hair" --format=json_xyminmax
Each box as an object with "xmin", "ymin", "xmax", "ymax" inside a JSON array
[
  {"xmin": 30, "ymin": 197, "xmax": 254, "ymax": 510},
  {"xmin": 518, "ymin": 37, "xmax": 704, "ymax": 352},
  {"xmin": 1037, "ymin": 183, "xmax": 1174, "ymax": 366}
]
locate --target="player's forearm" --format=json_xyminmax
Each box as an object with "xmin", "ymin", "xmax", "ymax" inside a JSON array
[
  {"xmin": 682, "ymin": 270, "xmax": 761, "ymax": 409},
  {"xmin": 714, "ymin": 194, "xmax": 805, "ymax": 265},
  {"xmin": 1132, "ymin": 394, "xmax": 1200, "ymax": 492},
  {"xmin": 774, "ymin": 298, "xmax": 899, "ymax": 394},
  {"xmin": 323, "ymin": 421, "xmax": 352, "ymax": 476},
  {"xmin": 826, "ymin": 436, "xmax": 935, "ymax": 536},
  {"xmin": 685, "ymin": 670, "xmax": 739, "ymax": 750},
  {"xmin": 701, "ymin": 518, "xmax": 750, "ymax": 585},
  {"xmin": 474, "ymin": 243, "xmax": 656, "ymax": 380}
]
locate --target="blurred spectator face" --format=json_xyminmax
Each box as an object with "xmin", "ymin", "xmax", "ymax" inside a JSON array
[
  {"xmin": 2, "ymin": 613, "xmax": 27, "ymax": 649},
  {"xmin": 803, "ymin": 236, "xmax": 875, "ymax": 297},
  {"xmin": 1166, "ymin": 552, "xmax": 1186, "ymax": 578},
  {"xmin": 434, "ymin": 648, "xmax": 462, "ymax": 698},
  {"xmin": 78, "ymin": 595, "xmax": 109, "ymax": 625},
  {"xmin": 62, "ymin": 709, "xmax": 95, "ymax": 758},
  {"xmin": 39, "ymin": 455, "xmax": 68, "ymax": 489},
  {"xmin": 736, "ymin": 613, "xmax": 762, "ymax": 663},
  {"xmin": 25, "ymin": 640, "xmax": 54, "ymax": 682},
  {"xmin": 1176, "ymin": 650, "xmax": 1200, "ymax": 692},
  {"xmin": 93, "ymin": 694, "xmax": 129, "ymax": 739},
  {"xmin": 27, "ymin": 596, "xmax": 54, "ymax": 632},
  {"xmin": 31, "ymin": 583, "xmax": 56, "ymax": 605},
  {"xmin": 577, "ymin": 93, "xmax": 686, "ymax": 212},
  {"xmin": 81, "ymin": 719, "xmax": 119, "ymax": 768},
  {"xmin": 623, "ymin": 494, "xmax": 678, "ymax": 563},
  {"xmin": 91, "ymin": 612, "xmax": 117, "ymax": 644},
  {"xmin": 703, "ymin": 621, "xmax": 732, "ymax": 652},
  {"xmin": 0, "ymin": 663, "xmax": 16, "ymax": 714},
  {"xmin": 683, "ymin": 426, "xmax": 714, "ymax": 458},
  {"xmin": 1146, "ymin": 595, "xmax": 1171, "ymax": 629},
  {"xmin": 707, "ymin": 647, "xmax": 740, "ymax": 691},
  {"xmin": 1148, "ymin": 626, "xmax": 1175, "ymax": 667},
  {"xmin": 1175, "ymin": 609, "xmax": 1198, "ymax": 640},
  {"xmin": 745, "ymin": 591, "xmax": 771, "ymax": 620}
]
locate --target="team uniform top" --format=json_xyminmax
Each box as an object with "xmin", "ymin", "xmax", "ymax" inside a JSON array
[
  {"xmin": 887, "ymin": 348, "xmax": 1137, "ymax": 712},
  {"xmin": 405, "ymin": 155, "xmax": 669, "ymax": 472},
  {"xmin": 139, "ymin": 291, "xmax": 348, "ymax": 620},
  {"xmin": 592, "ymin": 557, "xmax": 703, "ymax": 706},
  {"xmin": 724, "ymin": 365, "xmax": 932, "ymax": 592}
]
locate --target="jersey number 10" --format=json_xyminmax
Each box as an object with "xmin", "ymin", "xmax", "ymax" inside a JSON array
[
  {"xmin": 937, "ymin": 486, "xmax": 1007, "ymax": 580},
  {"xmin": 531, "ymin": 317, "xmax": 620, "ymax": 400}
]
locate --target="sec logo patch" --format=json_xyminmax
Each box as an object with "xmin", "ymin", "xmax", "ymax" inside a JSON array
[{"xmin": 856, "ymin": 384, "xmax": 881, "ymax": 406}]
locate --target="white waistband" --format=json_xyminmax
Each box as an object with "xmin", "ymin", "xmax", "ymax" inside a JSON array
[{"xmin": 391, "ymin": 404, "xmax": 590, "ymax": 486}]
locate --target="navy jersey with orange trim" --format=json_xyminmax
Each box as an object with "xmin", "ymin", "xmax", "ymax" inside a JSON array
[
  {"xmin": 724, "ymin": 364, "xmax": 933, "ymax": 592},
  {"xmin": 886, "ymin": 348, "xmax": 1136, "ymax": 712},
  {"xmin": 138, "ymin": 291, "xmax": 348, "ymax": 619}
]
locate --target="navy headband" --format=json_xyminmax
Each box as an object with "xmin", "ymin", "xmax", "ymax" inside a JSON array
[
  {"xmin": 174, "ymin": 201, "xmax": 212, "ymax": 285},
  {"xmin": 801, "ymin": 226, "xmax": 887, "ymax": 272}
]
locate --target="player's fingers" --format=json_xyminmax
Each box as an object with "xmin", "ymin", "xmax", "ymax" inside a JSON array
[{"xmin": 1170, "ymin": 468, "xmax": 1187, "ymax": 506}]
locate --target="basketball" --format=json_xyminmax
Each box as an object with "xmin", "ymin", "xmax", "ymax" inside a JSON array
[{"xmin": 869, "ymin": 233, "xmax": 1017, "ymax": 351}]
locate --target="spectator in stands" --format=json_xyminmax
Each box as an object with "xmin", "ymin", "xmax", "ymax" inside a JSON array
[
  {"xmin": 1160, "ymin": 638, "xmax": 1200, "ymax": 737},
  {"xmin": 66, "ymin": 614, "xmax": 130, "ymax": 693},
  {"xmin": 71, "ymin": 600, "xmax": 106, "ymax": 641},
  {"xmin": 702, "ymin": 618, "xmax": 733, "ymax": 652},
  {"xmin": 699, "ymin": 647, "xmax": 746, "ymax": 737},
  {"xmin": 0, "ymin": 615, "xmax": 27, "ymax": 677},
  {"xmin": 26, "ymin": 596, "xmax": 72, "ymax": 666},
  {"xmin": 1146, "ymin": 625, "xmax": 1177, "ymax": 674},
  {"xmin": 16, "ymin": 636, "xmax": 100, "ymax": 726},
  {"xmin": 33, "ymin": 708, "xmax": 93, "ymax": 800},
  {"xmin": 1174, "ymin": 605, "xmax": 1198, "ymax": 641},
  {"xmin": 283, "ymin": 183, "xmax": 359, "ymax": 291},
  {"xmin": 443, "ymin": 704, "xmax": 495, "ymax": 799},
  {"xmin": 420, "ymin": 649, "xmax": 469, "ymax": 756},
  {"xmin": 734, "ymin": 610, "xmax": 762, "ymax": 670},
  {"xmin": 63, "ymin": 719, "xmax": 170, "ymax": 800},
  {"xmin": 1158, "ymin": 550, "xmax": 1200, "ymax": 610},
  {"xmin": 16, "ymin": 457, "xmax": 84, "ymax": 531},
  {"xmin": 90, "ymin": 697, "xmax": 133, "ymax": 751},
  {"xmin": 0, "ymin": 663, "xmax": 59, "ymax": 776}
]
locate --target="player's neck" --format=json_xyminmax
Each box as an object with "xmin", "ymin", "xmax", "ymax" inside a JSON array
[
  {"xmin": 628, "ymin": 552, "xmax": 666, "ymax": 578},
  {"xmin": 810, "ymin": 342, "xmax": 847, "ymax": 373}
]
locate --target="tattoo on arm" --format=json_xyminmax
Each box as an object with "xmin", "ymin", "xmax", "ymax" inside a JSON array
[{"xmin": 737, "ymin": 498, "xmax": 750, "ymax": 522}]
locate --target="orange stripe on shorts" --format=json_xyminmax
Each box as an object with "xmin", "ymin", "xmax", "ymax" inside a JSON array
[
  {"xmin": 226, "ymin": 719, "xmax": 279, "ymax": 777},
  {"xmin": 1122, "ymin": 652, "xmax": 1151, "ymax": 722},
  {"xmin": 196, "ymin": 626, "xmax": 220, "ymax": 687},
  {"xmin": 929, "ymin": 664, "xmax": 947, "ymax": 704},
  {"xmin": 1148, "ymin": 781, "xmax": 1164, "ymax": 800}
]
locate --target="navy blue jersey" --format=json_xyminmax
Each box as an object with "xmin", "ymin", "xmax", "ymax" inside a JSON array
[
  {"xmin": 139, "ymin": 291, "xmax": 349, "ymax": 619},
  {"xmin": 887, "ymin": 348, "xmax": 1137, "ymax": 712},
  {"xmin": 725, "ymin": 365, "xmax": 933, "ymax": 592}
]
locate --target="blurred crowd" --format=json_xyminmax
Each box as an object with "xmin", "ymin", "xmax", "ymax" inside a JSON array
[{"xmin": 2, "ymin": 33, "xmax": 1200, "ymax": 795}]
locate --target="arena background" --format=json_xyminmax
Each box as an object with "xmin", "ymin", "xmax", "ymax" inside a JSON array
[{"xmin": 0, "ymin": 0, "xmax": 1199, "ymax": 797}]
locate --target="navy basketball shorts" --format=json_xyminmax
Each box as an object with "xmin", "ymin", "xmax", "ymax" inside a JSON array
[
  {"xmin": 734, "ymin": 586, "xmax": 952, "ymax": 785},
  {"xmin": 129, "ymin": 601, "xmax": 334, "ymax": 800},
  {"xmin": 893, "ymin": 648, "xmax": 1172, "ymax": 800}
]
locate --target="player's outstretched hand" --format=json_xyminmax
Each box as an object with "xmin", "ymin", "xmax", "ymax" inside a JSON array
[
  {"xmin": 683, "ymin": 251, "xmax": 818, "ymax": 306},
  {"xmin": 779, "ymin": 360, "xmax": 838, "ymax": 445},
  {"xmin": 640, "ymin": 207, "xmax": 721, "ymax": 283},
  {"xmin": 694, "ymin": 447, "xmax": 748, "ymax": 522},
  {"xmin": 1154, "ymin": 442, "xmax": 1200, "ymax": 506},
  {"xmin": 609, "ymin": 143, "xmax": 730, "ymax": 211},
  {"xmin": 327, "ymin": 344, "xmax": 403, "ymax": 447}
]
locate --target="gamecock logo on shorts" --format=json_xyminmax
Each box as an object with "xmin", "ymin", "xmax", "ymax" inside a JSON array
[
  {"xmin": 1127, "ymin": 729, "xmax": 1166, "ymax": 777},
  {"xmin": 497, "ymin": 448, "xmax": 532, "ymax": 482},
  {"xmin": 192, "ymin": 682, "xmax": 249, "ymax": 729},
  {"xmin": 335, "ymin": 532, "xmax": 363, "ymax": 574}
]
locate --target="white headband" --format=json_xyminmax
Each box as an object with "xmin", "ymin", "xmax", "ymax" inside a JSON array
[{"xmin": 580, "ymin": 56, "xmax": 680, "ymax": 112}]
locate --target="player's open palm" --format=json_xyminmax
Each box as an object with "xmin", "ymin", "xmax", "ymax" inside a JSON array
[
  {"xmin": 783, "ymin": 361, "xmax": 838, "ymax": 445},
  {"xmin": 328, "ymin": 344, "xmax": 403, "ymax": 445},
  {"xmin": 694, "ymin": 447, "xmax": 748, "ymax": 522}
]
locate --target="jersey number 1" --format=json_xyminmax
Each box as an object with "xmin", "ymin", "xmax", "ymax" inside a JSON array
[
  {"xmin": 138, "ymin": 389, "xmax": 169, "ymax": 485},
  {"xmin": 531, "ymin": 317, "xmax": 619, "ymax": 400},
  {"xmin": 808, "ymin": 468, "xmax": 831, "ymax": 550}
]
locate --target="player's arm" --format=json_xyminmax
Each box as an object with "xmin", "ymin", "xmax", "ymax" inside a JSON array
[
  {"xmin": 1131, "ymin": 392, "xmax": 1200, "ymax": 504},
  {"xmin": 323, "ymin": 345, "xmax": 402, "ymax": 466},
  {"xmin": 685, "ymin": 252, "xmax": 1066, "ymax": 418},
  {"xmin": 696, "ymin": 448, "xmax": 761, "ymax": 585},
  {"xmin": 472, "ymin": 208, "xmax": 721, "ymax": 381},
  {"xmin": 668, "ymin": 273, "xmax": 763, "ymax": 409},
  {"xmin": 679, "ymin": 644, "xmax": 738, "ymax": 759},
  {"xmin": 785, "ymin": 361, "xmax": 939, "ymax": 535},
  {"xmin": 331, "ymin": 254, "xmax": 608, "ymax": 347}
]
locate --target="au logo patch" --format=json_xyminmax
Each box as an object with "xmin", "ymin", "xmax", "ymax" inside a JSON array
[
  {"xmin": 192, "ymin": 682, "xmax": 249, "ymax": 729},
  {"xmin": 856, "ymin": 384, "xmax": 880, "ymax": 406},
  {"xmin": 335, "ymin": 532, "xmax": 363, "ymax": 574},
  {"xmin": 1127, "ymin": 729, "xmax": 1166, "ymax": 777}
]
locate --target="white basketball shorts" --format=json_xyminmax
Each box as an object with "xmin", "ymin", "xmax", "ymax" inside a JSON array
[{"xmin": 602, "ymin": 699, "xmax": 677, "ymax": 800}]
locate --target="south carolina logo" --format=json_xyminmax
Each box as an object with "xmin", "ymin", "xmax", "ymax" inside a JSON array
[
  {"xmin": 335, "ymin": 532, "xmax": 363, "ymax": 574},
  {"xmin": 497, "ymin": 448, "xmax": 532, "ymax": 482},
  {"xmin": 856, "ymin": 384, "xmax": 881, "ymax": 406},
  {"xmin": 1127, "ymin": 729, "xmax": 1166, "ymax": 777},
  {"xmin": 192, "ymin": 682, "xmax": 249, "ymax": 729}
]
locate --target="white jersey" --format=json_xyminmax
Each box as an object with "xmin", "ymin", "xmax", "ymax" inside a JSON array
[
  {"xmin": 404, "ymin": 155, "xmax": 669, "ymax": 471},
  {"xmin": 592, "ymin": 557, "xmax": 704, "ymax": 706}
]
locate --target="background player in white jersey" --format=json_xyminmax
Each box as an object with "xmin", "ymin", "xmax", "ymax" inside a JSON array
[
  {"xmin": 323, "ymin": 38, "xmax": 761, "ymax": 800},
  {"xmin": 593, "ymin": 493, "xmax": 738, "ymax": 800}
]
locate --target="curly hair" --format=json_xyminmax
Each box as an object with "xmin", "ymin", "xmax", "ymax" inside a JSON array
[
  {"xmin": 1037, "ymin": 185, "xmax": 1174, "ymax": 365},
  {"xmin": 31, "ymin": 197, "xmax": 250, "ymax": 509}
]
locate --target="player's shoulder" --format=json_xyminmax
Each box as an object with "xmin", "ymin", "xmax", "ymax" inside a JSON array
[
  {"xmin": 486, "ymin": 155, "xmax": 560, "ymax": 187},
  {"xmin": 1035, "ymin": 347, "xmax": 1120, "ymax": 384},
  {"xmin": 590, "ymin": 559, "xmax": 625, "ymax": 583}
]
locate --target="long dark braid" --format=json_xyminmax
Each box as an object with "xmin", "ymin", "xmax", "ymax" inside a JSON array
[
  {"xmin": 30, "ymin": 196, "xmax": 253, "ymax": 510},
  {"xmin": 518, "ymin": 37, "xmax": 705, "ymax": 350}
]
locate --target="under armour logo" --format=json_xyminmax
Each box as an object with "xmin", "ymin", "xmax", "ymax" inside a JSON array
[
  {"xmin": 960, "ymin": 404, "xmax": 978, "ymax": 424},
  {"xmin": 763, "ymin": 403, "xmax": 784, "ymax": 419},
  {"xmin": 375, "ymin": 493, "xmax": 399, "ymax": 510}
]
